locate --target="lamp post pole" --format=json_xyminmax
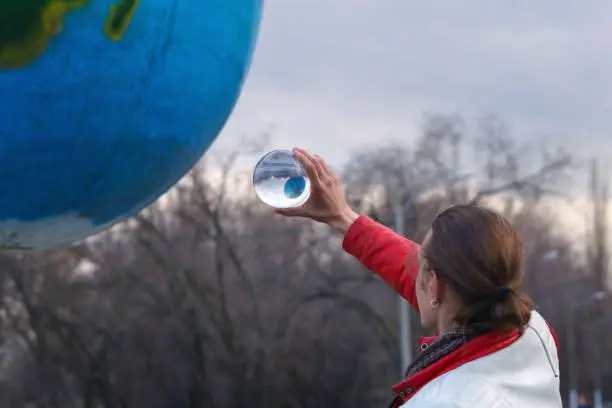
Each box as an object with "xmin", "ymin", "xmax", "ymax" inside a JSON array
[
  {"xmin": 392, "ymin": 173, "xmax": 472, "ymax": 378},
  {"xmin": 394, "ymin": 201, "xmax": 411, "ymax": 376}
]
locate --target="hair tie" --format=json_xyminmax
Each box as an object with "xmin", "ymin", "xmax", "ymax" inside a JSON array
[
  {"xmin": 473, "ymin": 287, "xmax": 514, "ymax": 303},
  {"xmin": 498, "ymin": 287, "xmax": 512, "ymax": 297}
]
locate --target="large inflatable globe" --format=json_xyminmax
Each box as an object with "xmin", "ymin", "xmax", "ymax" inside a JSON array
[{"xmin": 0, "ymin": 0, "xmax": 262, "ymax": 251}]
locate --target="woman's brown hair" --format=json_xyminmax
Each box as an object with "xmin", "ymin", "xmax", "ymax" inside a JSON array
[{"xmin": 422, "ymin": 204, "xmax": 533, "ymax": 332}]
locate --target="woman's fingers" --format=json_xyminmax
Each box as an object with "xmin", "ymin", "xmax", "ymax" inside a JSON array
[
  {"xmin": 314, "ymin": 155, "xmax": 335, "ymax": 180},
  {"xmin": 294, "ymin": 148, "xmax": 335, "ymax": 189},
  {"xmin": 293, "ymin": 148, "xmax": 339, "ymax": 190},
  {"xmin": 312, "ymin": 155, "xmax": 329, "ymax": 181},
  {"xmin": 293, "ymin": 149, "xmax": 320, "ymax": 183},
  {"xmin": 274, "ymin": 148, "xmax": 338, "ymax": 220}
]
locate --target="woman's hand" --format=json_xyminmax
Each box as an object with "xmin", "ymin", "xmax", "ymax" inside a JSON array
[{"xmin": 274, "ymin": 148, "xmax": 360, "ymax": 233}]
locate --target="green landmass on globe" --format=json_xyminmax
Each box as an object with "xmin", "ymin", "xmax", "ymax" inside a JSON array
[
  {"xmin": 0, "ymin": 0, "xmax": 140, "ymax": 69},
  {"xmin": 105, "ymin": 0, "xmax": 140, "ymax": 41}
]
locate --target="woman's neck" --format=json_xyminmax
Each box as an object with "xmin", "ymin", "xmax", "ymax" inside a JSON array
[{"xmin": 436, "ymin": 307, "xmax": 458, "ymax": 335}]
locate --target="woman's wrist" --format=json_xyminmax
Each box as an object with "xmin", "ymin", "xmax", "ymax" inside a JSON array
[{"xmin": 328, "ymin": 207, "xmax": 360, "ymax": 234}]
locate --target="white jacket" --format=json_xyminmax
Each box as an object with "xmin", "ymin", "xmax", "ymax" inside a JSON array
[{"xmin": 401, "ymin": 311, "xmax": 561, "ymax": 408}]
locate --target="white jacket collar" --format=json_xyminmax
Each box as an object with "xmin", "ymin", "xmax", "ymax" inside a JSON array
[{"xmin": 402, "ymin": 311, "xmax": 561, "ymax": 407}]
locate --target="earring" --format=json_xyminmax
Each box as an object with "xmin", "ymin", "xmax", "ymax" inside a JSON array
[{"xmin": 430, "ymin": 299, "xmax": 440, "ymax": 308}]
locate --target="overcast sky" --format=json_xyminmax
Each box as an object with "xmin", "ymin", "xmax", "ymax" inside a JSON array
[{"xmin": 215, "ymin": 0, "xmax": 612, "ymax": 170}]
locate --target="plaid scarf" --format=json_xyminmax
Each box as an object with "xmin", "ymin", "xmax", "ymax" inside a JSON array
[
  {"xmin": 389, "ymin": 325, "xmax": 484, "ymax": 407},
  {"xmin": 404, "ymin": 326, "xmax": 477, "ymax": 378}
]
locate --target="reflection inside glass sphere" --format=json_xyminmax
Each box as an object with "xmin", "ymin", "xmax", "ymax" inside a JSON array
[{"xmin": 253, "ymin": 149, "xmax": 311, "ymax": 208}]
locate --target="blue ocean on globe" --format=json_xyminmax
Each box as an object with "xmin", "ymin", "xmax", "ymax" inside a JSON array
[
  {"xmin": 0, "ymin": 0, "xmax": 262, "ymax": 250},
  {"xmin": 284, "ymin": 176, "xmax": 306, "ymax": 199}
]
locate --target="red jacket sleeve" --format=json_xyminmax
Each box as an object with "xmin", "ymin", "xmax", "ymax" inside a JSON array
[{"xmin": 342, "ymin": 215, "xmax": 421, "ymax": 310}]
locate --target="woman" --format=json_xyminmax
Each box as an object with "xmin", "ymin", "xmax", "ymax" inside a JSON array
[{"xmin": 276, "ymin": 148, "xmax": 562, "ymax": 407}]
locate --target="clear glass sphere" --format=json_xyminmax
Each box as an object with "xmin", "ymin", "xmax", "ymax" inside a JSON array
[{"xmin": 253, "ymin": 149, "xmax": 311, "ymax": 209}]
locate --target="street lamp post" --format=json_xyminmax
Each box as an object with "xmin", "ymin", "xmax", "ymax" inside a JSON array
[
  {"xmin": 393, "ymin": 173, "xmax": 472, "ymax": 377},
  {"xmin": 567, "ymin": 291, "xmax": 608, "ymax": 408},
  {"xmin": 393, "ymin": 186, "xmax": 440, "ymax": 376},
  {"xmin": 394, "ymin": 202, "xmax": 411, "ymax": 376}
]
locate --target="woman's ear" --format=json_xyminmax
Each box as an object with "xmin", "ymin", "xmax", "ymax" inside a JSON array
[{"xmin": 431, "ymin": 272, "xmax": 446, "ymax": 301}]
